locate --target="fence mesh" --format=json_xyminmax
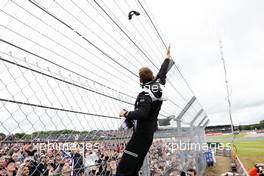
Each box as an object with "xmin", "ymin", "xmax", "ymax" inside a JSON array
[{"xmin": 0, "ymin": 0, "xmax": 209, "ymax": 175}]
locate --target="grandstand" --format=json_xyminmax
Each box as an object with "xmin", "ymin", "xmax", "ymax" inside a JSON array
[{"xmin": 205, "ymin": 125, "xmax": 239, "ymax": 134}]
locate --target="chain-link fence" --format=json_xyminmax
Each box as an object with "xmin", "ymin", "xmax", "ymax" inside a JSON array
[
  {"xmin": 149, "ymin": 126, "xmax": 207, "ymax": 176},
  {"xmin": 0, "ymin": 0, "xmax": 209, "ymax": 175}
]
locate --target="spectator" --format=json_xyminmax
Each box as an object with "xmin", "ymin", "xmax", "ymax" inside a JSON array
[
  {"xmin": 62, "ymin": 161, "xmax": 72, "ymax": 176},
  {"xmin": 0, "ymin": 157, "xmax": 7, "ymax": 175},
  {"xmin": 5, "ymin": 159, "xmax": 16, "ymax": 176},
  {"xmin": 72, "ymin": 149, "xmax": 84, "ymax": 176},
  {"xmin": 187, "ymin": 168, "xmax": 197, "ymax": 176},
  {"xmin": 249, "ymin": 163, "xmax": 264, "ymax": 176},
  {"xmin": 17, "ymin": 163, "xmax": 30, "ymax": 176},
  {"xmin": 109, "ymin": 158, "xmax": 117, "ymax": 175}
]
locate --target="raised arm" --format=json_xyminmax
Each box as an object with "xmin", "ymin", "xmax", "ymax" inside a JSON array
[{"xmin": 156, "ymin": 45, "xmax": 174, "ymax": 85}]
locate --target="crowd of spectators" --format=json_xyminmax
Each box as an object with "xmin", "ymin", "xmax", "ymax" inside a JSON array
[
  {"xmin": 84, "ymin": 142, "xmax": 125, "ymax": 175},
  {"xmin": 0, "ymin": 143, "xmax": 79, "ymax": 176},
  {"xmin": 149, "ymin": 139, "xmax": 197, "ymax": 176},
  {"xmin": 0, "ymin": 138, "xmax": 198, "ymax": 176},
  {"xmin": 0, "ymin": 142, "xmax": 126, "ymax": 176}
]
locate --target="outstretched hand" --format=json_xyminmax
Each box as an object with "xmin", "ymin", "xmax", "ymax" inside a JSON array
[{"xmin": 166, "ymin": 45, "xmax": 171, "ymax": 59}]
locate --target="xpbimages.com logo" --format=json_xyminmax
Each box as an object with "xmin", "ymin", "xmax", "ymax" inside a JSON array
[
  {"xmin": 35, "ymin": 141, "xmax": 231, "ymax": 153},
  {"xmin": 167, "ymin": 141, "xmax": 232, "ymax": 152}
]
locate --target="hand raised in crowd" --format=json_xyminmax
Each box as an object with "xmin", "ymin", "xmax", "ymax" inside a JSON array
[{"xmin": 17, "ymin": 164, "xmax": 30, "ymax": 176}]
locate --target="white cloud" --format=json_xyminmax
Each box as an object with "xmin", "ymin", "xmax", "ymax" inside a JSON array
[{"xmin": 147, "ymin": 0, "xmax": 264, "ymax": 125}]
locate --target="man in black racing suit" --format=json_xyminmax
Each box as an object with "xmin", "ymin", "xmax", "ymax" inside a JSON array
[{"xmin": 116, "ymin": 46, "xmax": 174, "ymax": 176}]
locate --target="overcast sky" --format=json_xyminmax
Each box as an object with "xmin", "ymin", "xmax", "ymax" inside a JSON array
[
  {"xmin": 0, "ymin": 0, "xmax": 264, "ymax": 134},
  {"xmin": 148, "ymin": 0, "xmax": 264, "ymax": 125}
]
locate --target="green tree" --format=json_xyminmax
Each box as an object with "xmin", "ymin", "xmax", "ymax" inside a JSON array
[{"xmin": 259, "ymin": 120, "xmax": 264, "ymax": 129}]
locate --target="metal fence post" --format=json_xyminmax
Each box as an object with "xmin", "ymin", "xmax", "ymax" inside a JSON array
[
  {"xmin": 198, "ymin": 116, "xmax": 208, "ymax": 127},
  {"xmin": 190, "ymin": 109, "xmax": 204, "ymax": 127},
  {"xmin": 202, "ymin": 119, "xmax": 210, "ymax": 129}
]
